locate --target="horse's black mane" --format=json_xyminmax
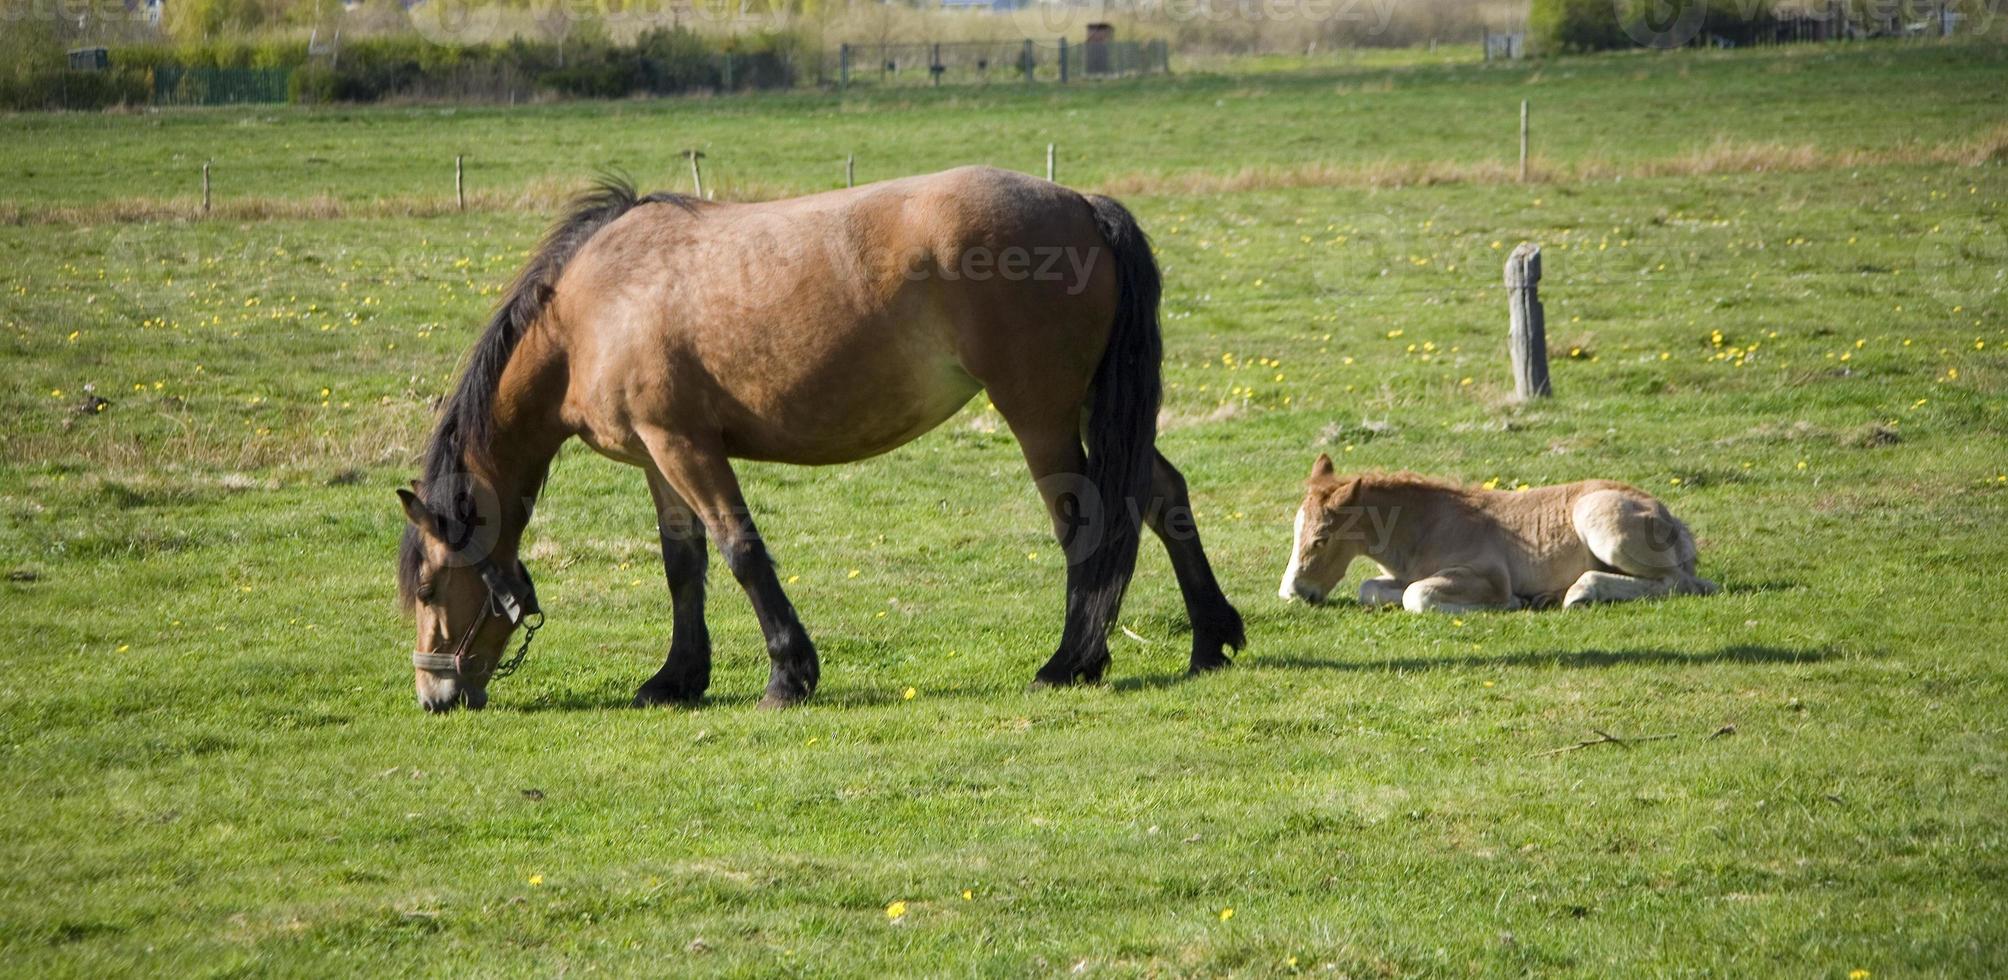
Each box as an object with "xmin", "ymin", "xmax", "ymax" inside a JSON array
[{"xmin": 398, "ymin": 176, "xmax": 697, "ymax": 608}]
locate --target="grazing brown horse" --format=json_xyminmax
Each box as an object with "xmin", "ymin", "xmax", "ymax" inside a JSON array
[{"xmin": 397, "ymin": 166, "xmax": 1244, "ymax": 712}]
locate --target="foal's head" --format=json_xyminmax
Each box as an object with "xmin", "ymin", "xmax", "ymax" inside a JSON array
[
  {"xmin": 397, "ymin": 482, "xmax": 539, "ymax": 713},
  {"xmin": 1278, "ymin": 453, "xmax": 1366, "ymax": 604}
]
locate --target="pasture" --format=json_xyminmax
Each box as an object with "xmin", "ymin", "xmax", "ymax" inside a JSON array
[{"xmin": 3, "ymin": 41, "xmax": 2006, "ymax": 975}]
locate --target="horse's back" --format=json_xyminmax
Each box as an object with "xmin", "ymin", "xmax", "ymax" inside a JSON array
[{"xmin": 552, "ymin": 167, "xmax": 1120, "ymax": 465}]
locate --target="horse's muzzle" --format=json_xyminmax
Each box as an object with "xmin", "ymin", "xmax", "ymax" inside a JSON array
[{"xmin": 415, "ymin": 671, "xmax": 488, "ymax": 713}]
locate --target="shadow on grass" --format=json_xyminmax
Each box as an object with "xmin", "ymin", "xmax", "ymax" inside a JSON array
[
  {"xmin": 508, "ymin": 680, "xmax": 989, "ymax": 714},
  {"xmin": 1253, "ymin": 643, "xmax": 1842, "ymax": 674}
]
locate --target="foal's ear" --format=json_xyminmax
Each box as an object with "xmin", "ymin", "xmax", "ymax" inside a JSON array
[
  {"xmin": 396, "ymin": 486, "xmax": 435, "ymax": 531},
  {"xmin": 1309, "ymin": 453, "xmax": 1336, "ymax": 480}
]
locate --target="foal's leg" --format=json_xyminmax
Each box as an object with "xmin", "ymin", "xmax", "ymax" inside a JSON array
[
  {"xmin": 1359, "ymin": 577, "xmax": 1407, "ymax": 607},
  {"xmin": 633, "ymin": 472, "xmax": 712, "ymax": 706},
  {"xmin": 1402, "ymin": 565, "xmax": 1512, "ymax": 614},
  {"xmin": 1143, "ymin": 451, "xmax": 1244, "ymax": 674},
  {"xmin": 1013, "ymin": 424, "xmax": 1116, "ymax": 686},
  {"xmin": 640, "ymin": 432, "xmax": 818, "ymax": 708},
  {"xmin": 1562, "ymin": 570, "xmax": 1675, "ymax": 608}
]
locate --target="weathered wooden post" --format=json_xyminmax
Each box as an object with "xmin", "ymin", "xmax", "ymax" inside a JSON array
[
  {"xmin": 1505, "ymin": 242, "xmax": 1551, "ymax": 400},
  {"xmin": 840, "ymin": 43, "xmax": 850, "ymax": 91},
  {"xmin": 683, "ymin": 149, "xmax": 706, "ymax": 199},
  {"xmin": 1046, "ymin": 142, "xmax": 1056, "ymax": 182},
  {"xmin": 1023, "ymin": 39, "xmax": 1035, "ymax": 85},
  {"xmin": 455, "ymin": 154, "xmax": 464, "ymax": 211},
  {"xmin": 1059, "ymin": 37, "xmax": 1069, "ymax": 84},
  {"xmin": 1518, "ymin": 99, "xmax": 1530, "ymax": 183},
  {"xmin": 845, "ymin": 153, "xmax": 855, "ymax": 188},
  {"xmin": 201, "ymin": 160, "xmax": 211, "ymax": 214}
]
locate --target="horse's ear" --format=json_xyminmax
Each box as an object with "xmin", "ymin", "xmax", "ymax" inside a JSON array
[
  {"xmin": 1310, "ymin": 453, "xmax": 1336, "ymax": 480},
  {"xmin": 396, "ymin": 487, "xmax": 433, "ymax": 531}
]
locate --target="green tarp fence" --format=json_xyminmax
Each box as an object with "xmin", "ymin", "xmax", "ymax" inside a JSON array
[{"xmin": 153, "ymin": 67, "xmax": 292, "ymax": 106}]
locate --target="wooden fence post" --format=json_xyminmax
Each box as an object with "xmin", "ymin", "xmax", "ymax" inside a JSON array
[
  {"xmin": 1505, "ymin": 242, "xmax": 1551, "ymax": 400},
  {"xmin": 840, "ymin": 43, "xmax": 850, "ymax": 91},
  {"xmin": 846, "ymin": 153, "xmax": 855, "ymax": 188},
  {"xmin": 1059, "ymin": 37, "xmax": 1069, "ymax": 84},
  {"xmin": 201, "ymin": 160, "xmax": 211, "ymax": 215},
  {"xmin": 1046, "ymin": 143, "xmax": 1056, "ymax": 182},
  {"xmin": 1518, "ymin": 99, "xmax": 1530, "ymax": 183},
  {"xmin": 684, "ymin": 149, "xmax": 706, "ymax": 199},
  {"xmin": 455, "ymin": 154, "xmax": 464, "ymax": 211}
]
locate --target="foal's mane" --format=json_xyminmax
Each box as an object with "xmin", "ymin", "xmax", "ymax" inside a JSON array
[
  {"xmin": 1352, "ymin": 470, "xmax": 1474, "ymax": 496},
  {"xmin": 398, "ymin": 176, "xmax": 697, "ymax": 609}
]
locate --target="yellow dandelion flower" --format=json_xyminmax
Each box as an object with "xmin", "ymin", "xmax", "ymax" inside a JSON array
[
  {"xmin": 1218, "ymin": 907, "xmax": 1234, "ymax": 922},
  {"xmin": 1848, "ymin": 971, "xmax": 1870, "ymax": 980},
  {"xmin": 902, "ymin": 687, "xmax": 916, "ymax": 701},
  {"xmin": 885, "ymin": 900, "xmax": 908, "ymax": 921},
  {"xmin": 847, "ymin": 568, "xmax": 860, "ymax": 579},
  {"xmin": 962, "ymin": 889, "xmax": 974, "ymax": 901},
  {"xmin": 528, "ymin": 874, "xmax": 544, "ymax": 886}
]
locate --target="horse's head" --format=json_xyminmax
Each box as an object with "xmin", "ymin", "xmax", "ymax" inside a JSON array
[
  {"xmin": 396, "ymin": 484, "xmax": 540, "ymax": 713},
  {"xmin": 1278, "ymin": 453, "xmax": 1363, "ymax": 604}
]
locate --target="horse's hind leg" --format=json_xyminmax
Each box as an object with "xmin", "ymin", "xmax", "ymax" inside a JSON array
[
  {"xmin": 640, "ymin": 432, "xmax": 818, "ymax": 708},
  {"xmin": 634, "ymin": 472, "xmax": 712, "ymax": 706},
  {"xmin": 1011, "ymin": 423, "xmax": 1117, "ymax": 686},
  {"xmin": 1144, "ymin": 451, "xmax": 1244, "ymax": 674},
  {"xmin": 1571, "ymin": 489, "xmax": 1718, "ymax": 604}
]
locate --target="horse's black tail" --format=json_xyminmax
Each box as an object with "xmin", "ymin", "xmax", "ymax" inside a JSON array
[{"xmin": 1062, "ymin": 194, "xmax": 1164, "ymax": 668}]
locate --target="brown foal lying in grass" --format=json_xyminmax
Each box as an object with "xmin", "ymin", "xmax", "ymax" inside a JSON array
[{"xmin": 1278, "ymin": 454, "xmax": 1718, "ymax": 612}]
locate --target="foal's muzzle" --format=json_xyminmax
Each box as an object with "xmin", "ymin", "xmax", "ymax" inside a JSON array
[{"xmin": 1281, "ymin": 578, "xmax": 1326, "ymax": 604}]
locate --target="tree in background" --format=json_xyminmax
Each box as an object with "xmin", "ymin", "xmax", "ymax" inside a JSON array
[
  {"xmin": 1536, "ymin": 0, "xmax": 1783, "ymax": 53},
  {"xmin": 1532, "ymin": 0, "xmax": 1638, "ymax": 53}
]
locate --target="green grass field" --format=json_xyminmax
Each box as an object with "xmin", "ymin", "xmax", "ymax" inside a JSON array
[{"xmin": 2, "ymin": 40, "xmax": 2005, "ymax": 976}]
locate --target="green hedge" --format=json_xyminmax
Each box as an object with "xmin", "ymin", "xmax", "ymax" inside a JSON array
[
  {"xmin": 0, "ymin": 69, "xmax": 152, "ymax": 111},
  {"xmin": 0, "ymin": 28, "xmax": 803, "ymax": 111}
]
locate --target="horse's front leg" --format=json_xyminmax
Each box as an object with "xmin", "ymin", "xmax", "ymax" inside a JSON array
[
  {"xmin": 640, "ymin": 431, "xmax": 819, "ymax": 708},
  {"xmin": 634, "ymin": 472, "xmax": 712, "ymax": 706}
]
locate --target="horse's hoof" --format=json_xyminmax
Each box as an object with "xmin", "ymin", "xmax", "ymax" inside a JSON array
[
  {"xmin": 757, "ymin": 692, "xmax": 809, "ymax": 710},
  {"xmin": 633, "ymin": 683, "xmax": 704, "ymax": 708},
  {"xmin": 1187, "ymin": 654, "xmax": 1234, "ymax": 675}
]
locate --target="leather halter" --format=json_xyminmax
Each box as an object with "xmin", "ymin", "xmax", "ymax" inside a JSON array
[{"xmin": 411, "ymin": 559, "xmax": 542, "ymax": 681}]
